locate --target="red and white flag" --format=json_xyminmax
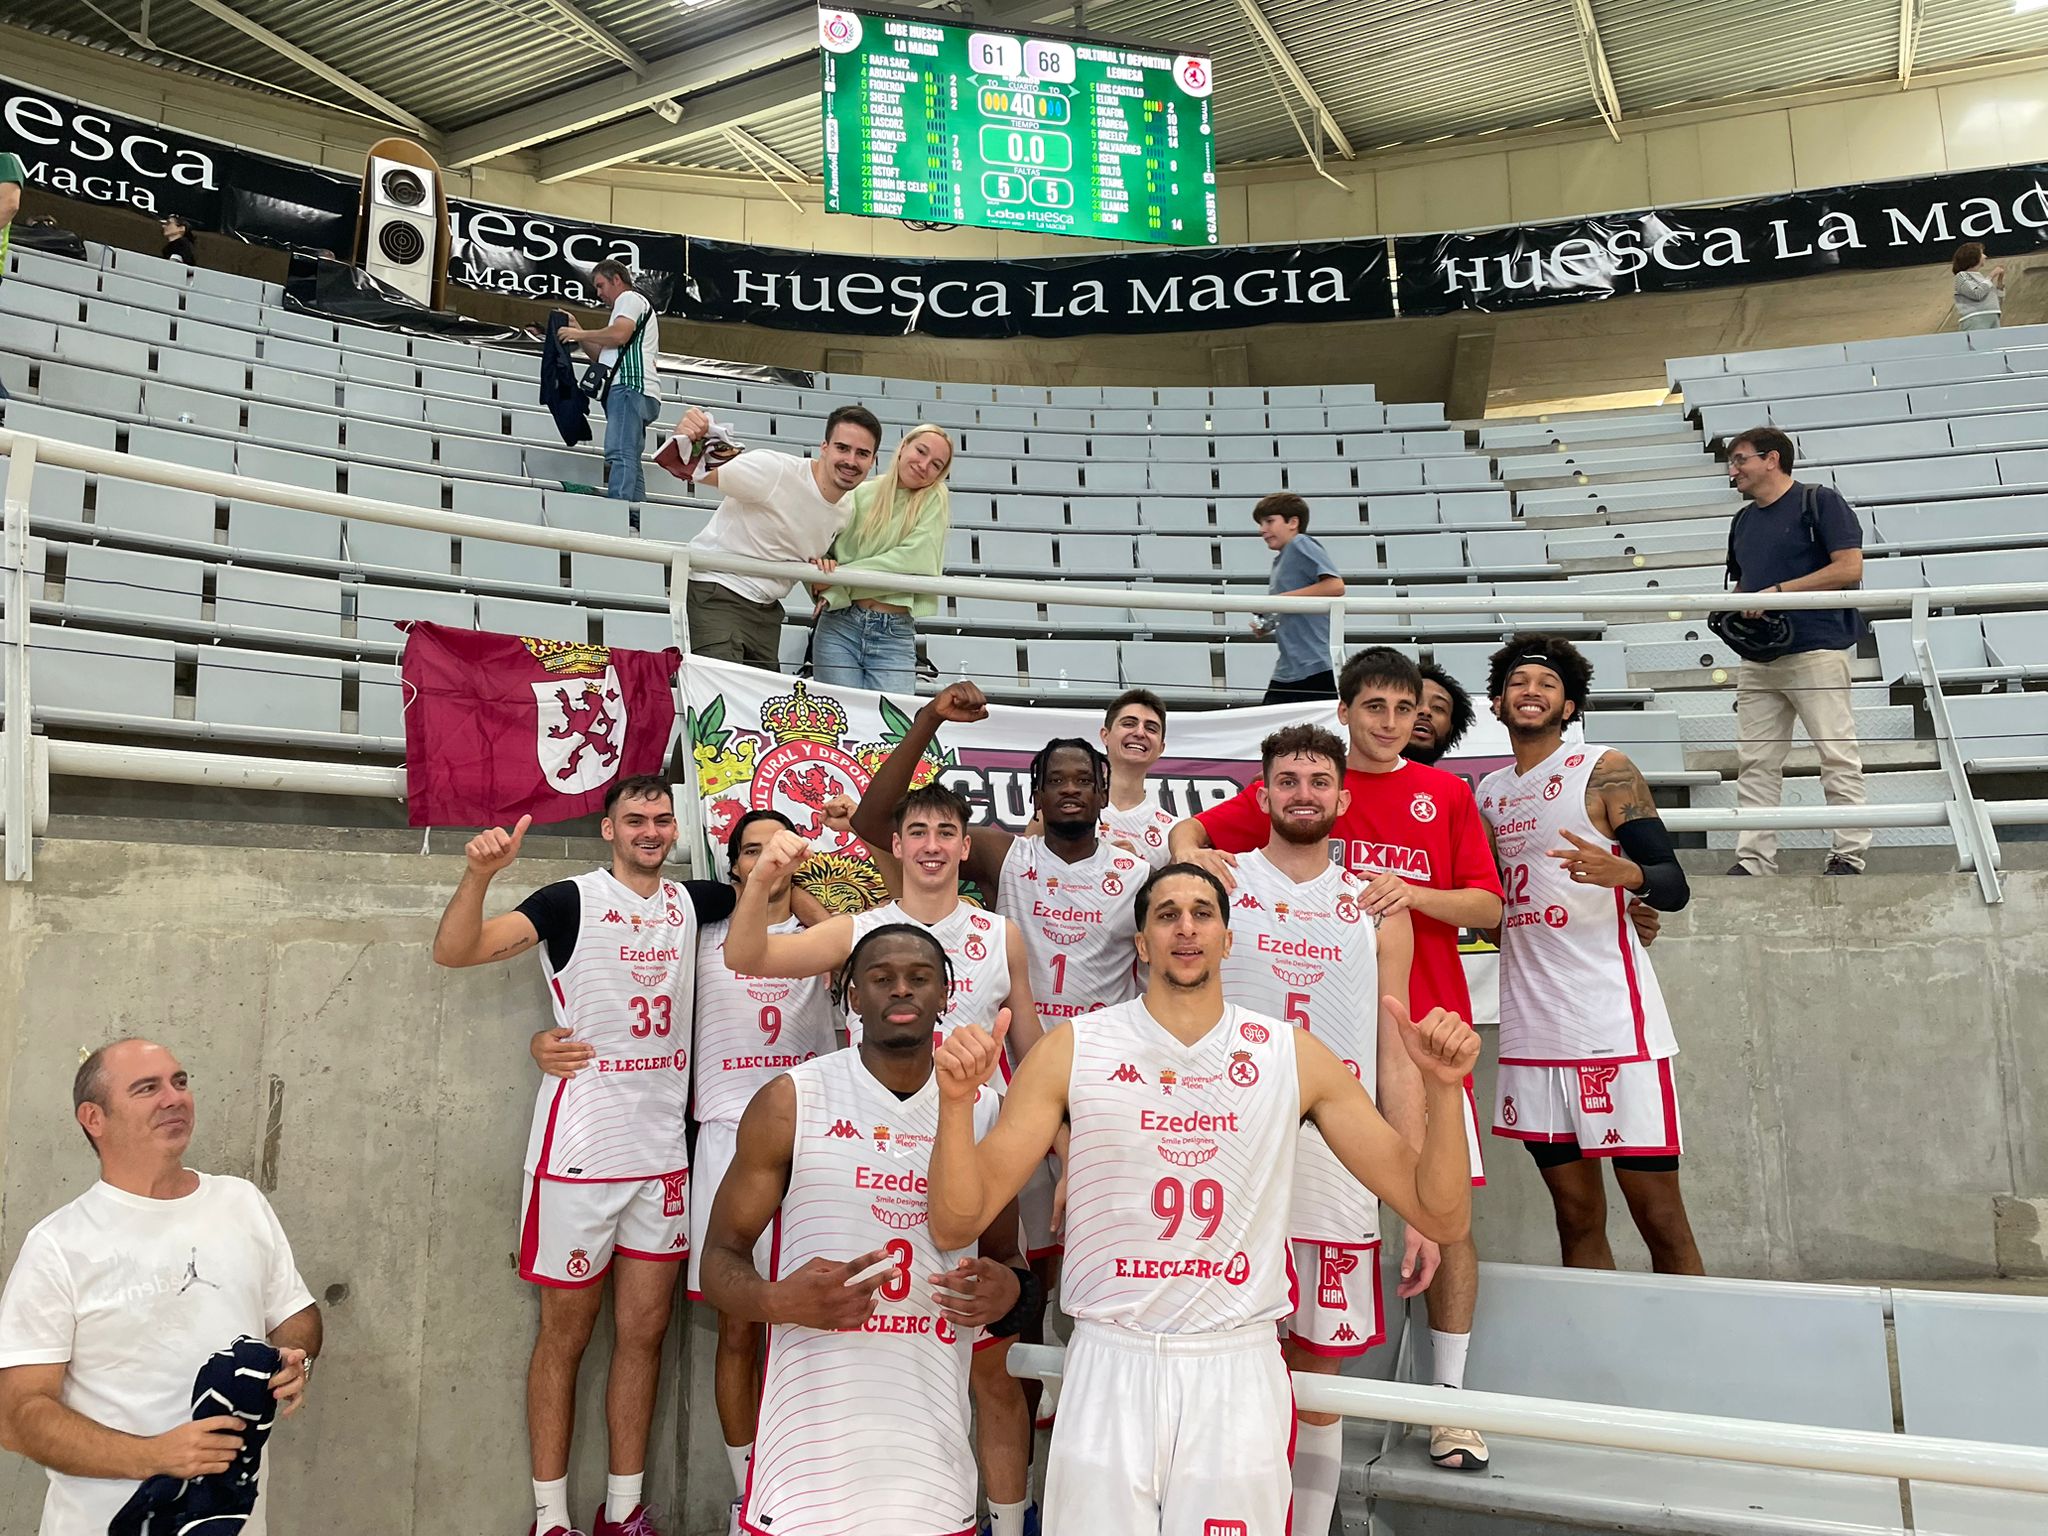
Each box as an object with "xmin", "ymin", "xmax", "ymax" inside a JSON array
[{"xmin": 400, "ymin": 622, "xmax": 680, "ymax": 827}]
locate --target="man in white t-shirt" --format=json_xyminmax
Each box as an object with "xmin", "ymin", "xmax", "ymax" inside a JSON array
[
  {"xmin": 557, "ymin": 259, "xmax": 662, "ymax": 503},
  {"xmin": 665, "ymin": 402, "xmax": 880, "ymax": 669},
  {"xmin": 0, "ymin": 1039, "xmax": 321, "ymax": 1536}
]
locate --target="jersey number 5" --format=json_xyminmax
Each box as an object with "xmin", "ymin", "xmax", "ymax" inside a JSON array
[{"xmin": 628, "ymin": 996, "xmax": 673, "ymax": 1038}]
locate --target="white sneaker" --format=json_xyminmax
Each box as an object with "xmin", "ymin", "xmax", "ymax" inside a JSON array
[
  {"xmin": 725, "ymin": 1499, "xmax": 742, "ymax": 1536},
  {"xmin": 1429, "ymin": 1423, "xmax": 1489, "ymax": 1471}
]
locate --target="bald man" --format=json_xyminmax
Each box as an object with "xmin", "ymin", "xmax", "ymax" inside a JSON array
[{"xmin": 0, "ymin": 1040, "xmax": 322, "ymax": 1536}]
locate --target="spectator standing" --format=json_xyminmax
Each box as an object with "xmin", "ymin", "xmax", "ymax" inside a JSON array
[
  {"xmin": 1723, "ymin": 426, "xmax": 1870, "ymax": 876},
  {"xmin": 810, "ymin": 423, "xmax": 954, "ymax": 693},
  {"xmin": 669, "ymin": 403, "xmax": 880, "ymax": 669},
  {"xmin": 1250, "ymin": 492, "xmax": 1345, "ymax": 703},
  {"xmin": 0, "ymin": 1039, "xmax": 322, "ymax": 1536},
  {"xmin": 1952, "ymin": 243, "xmax": 2004, "ymax": 332},
  {"xmin": 159, "ymin": 215, "xmax": 198, "ymax": 267},
  {"xmin": 555, "ymin": 260, "xmax": 660, "ymax": 503}
]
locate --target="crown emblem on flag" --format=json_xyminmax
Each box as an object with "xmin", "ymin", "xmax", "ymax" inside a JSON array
[
  {"xmin": 760, "ymin": 681, "xmax": 849, "ymax": 745},
  {"xmin": 521, "ymin": 637, "xmax": 611, "ymax": 676}
]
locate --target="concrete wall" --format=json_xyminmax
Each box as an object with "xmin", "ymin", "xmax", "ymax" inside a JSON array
[{"xmin": 0, "ymin": 841, "xmax": 2042, "ymax": 1533}]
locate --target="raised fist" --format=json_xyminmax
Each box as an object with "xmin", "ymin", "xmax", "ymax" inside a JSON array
[
  {"xmin": 934, "ymin": 1009, "xmax": 1009, "ymax": 1102},
  {"xmin": 757, "ymin": 827, "xmax": 813, "ymax": 884},
  {"xmin": 923, "ymin": 682, "xmax": 990, "ymax": 726},
  {"xmin": 1388, "ymin": 995, "xmax": 1480, "ymax": 1087}
]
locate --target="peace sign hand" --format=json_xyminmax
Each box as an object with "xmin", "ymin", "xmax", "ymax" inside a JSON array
[{"xmin": 1548, "ymin": 828, "xmax": 1642, "ymax": 892}]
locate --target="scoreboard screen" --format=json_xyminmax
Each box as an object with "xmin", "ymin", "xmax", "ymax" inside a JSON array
[{"xmin": 817, "ymin": 6, "xmax": 1218, "ymax": 247}]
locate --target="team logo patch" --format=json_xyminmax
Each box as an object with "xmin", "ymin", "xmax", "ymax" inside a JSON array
[
  {"xmin": 1223, "ymin": 1252, "xmax": 1251, "ymax": 1286},
  {"xmin": 964, "ymin": 935, "xmax": 988, "ymax": 962},
  {"xmin": 661, "ymin": 1170, "xmax": 687, "ymax": 1218},
  {"xmin": 1577, "ymin": 1064, "xmax": 1621, "ymax": 1114},
  {"xmin": 1235, "ymin": 892, "xmax": 1263, "ymax": 910},
  {"xmin": 1543, "ymin": 774, "xmax": 1565, "ymax": 801},
  {"xmin": 1203, "ymin": 1524, "xmax": 1248, "ymax": 1536},
  {"xmin": 1159, "ymin": 1069, "xmax": 1178, "ymax": 1095},
  {"xmin": 673, "ymin": 1047, "xmax": 689, "ymax": 1072},
  {"xmin": 602, "ymin": 909, "xmax": 627, "ymax": 925},
  {"xmin": 1239, "ymin": 1020, "xmax": 1270, "ymax": 1045},
  {"xmin": 565, "ymin": 1249, "xmax": 591, "ymax": 1280},
  {"xmin": 1227, "ymin": 1050, "xmax": 1259, "ymax": 1088},
  {"xmin": 1335, "ymin": 894, "xmax": 1360, "ymax": 924},
  {"xmin": 872, "ymin": 1124, "xmax": 892, "ymax": 1149},
  {"xmin": 1501, "ymin": 1095, "xmax": 1519, "ymax": 1127},
  {"xmin": 534, "ymin": 666, "xmax": 626, "ymax": 791},
  {"xmin": 1145, "ymin": 827, "xmax": 1163, "ymax": 847},
  {"xmin": 1544, "ymin": 905, "xmax": 1569, "ymax": 929},
  {"xmin": 1565, "ymin": 753, "xmax": 1585, "ymax": 768},
  {"xmin": 1318, "ymin": 1248, "xmax": 1359, "ymax": 1308},
  {"xmin": 670, "ymin": 1233, "xmax": 687, "ymax": 1249},
  {"xmin": 1102, "ymin": 873, "xmax": 1124, "ymax": 897},
  {"xmin": 1409, "ymin": 792, "xmax": 1438, "ymax": 823}
]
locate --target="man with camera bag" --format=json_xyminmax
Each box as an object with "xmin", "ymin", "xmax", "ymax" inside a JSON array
[
  {"xmin": 1720, "ymin": 426, "xmax": 1870, "ymax": 877},
  {"xmin": 557, "ymin": 260, "xmax": 661, "ymax": 503}
]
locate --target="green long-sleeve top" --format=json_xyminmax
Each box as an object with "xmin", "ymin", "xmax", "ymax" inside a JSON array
[{"xmin": 818, "ymin": 478, "xmax": 950, "ymax": 617}]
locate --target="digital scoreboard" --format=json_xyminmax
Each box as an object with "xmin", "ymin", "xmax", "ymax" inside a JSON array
[{"xmin": 817, "ymin": 6, "xmax": 1218, "ymax": 247}]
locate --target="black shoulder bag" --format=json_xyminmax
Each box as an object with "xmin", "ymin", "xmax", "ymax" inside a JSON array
[
  {"xmin": 1709, "ymin": 485, "xmax": 1859, "ymax": 663},
  {"xmin": 578, "ymin": 297, "xmax": 650, "ymax": 405}
]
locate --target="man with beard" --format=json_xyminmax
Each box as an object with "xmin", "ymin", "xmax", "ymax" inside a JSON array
[
  {"xmin": 701, "ymin": 924, "xmax": 1025, "ymax": 1536},
  {"xmin": 1477, "ymin": 635, "xmax": 1702, "ymax": 1273},
  {"xmin": 433, "ymin": 774, "xmax": 734, "ymax": 1536},
  {"xmin": 1215, "ymin": 724, "xmax": 1422, "ymax": 1536},
  {"xmin": 1404, "ymin": 663, "xmax": 1474, "ymax": 767}
]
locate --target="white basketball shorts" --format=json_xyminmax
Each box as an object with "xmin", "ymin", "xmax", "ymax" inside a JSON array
[
  {"xmin": 519, "ymin": 1168, "xmax": 689, "ymax": 1287},
  {"xmin": 1043, "ymin": 1319, "xmax": 1292, "ymax": 1536},
  {"xmin": 1287, "ymin": 1239, "xmax": 1384, "ymax": 1357},
  {"xmin": 688, "ymin": 1118, "xmax": 773, "ymax": 1299},
  {"xmin": 1493, "ymin": 1056, "xmax": 1683, "ymax": 1160}
]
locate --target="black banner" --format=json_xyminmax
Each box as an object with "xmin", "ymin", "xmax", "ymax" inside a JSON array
[
  {"xmin": 1395, "ymin": 163, "xmax": 2048, "ymax": 315},
  {"xmin": 680, "ymin": 236, "xmax": 1394, "ymax": 338},
  {"xmin": 446, "ymin": 197, "xmax": 684, "ymax": 311}
]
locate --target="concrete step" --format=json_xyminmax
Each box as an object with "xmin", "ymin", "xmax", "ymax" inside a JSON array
[{"xmin": 1684, "ymin": 767, "xmax": 1952, "ymax": 848}]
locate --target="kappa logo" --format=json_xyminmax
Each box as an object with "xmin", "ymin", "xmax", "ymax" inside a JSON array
[
  {"xmin": 1501, "ymin": 1095, "xmax": 1519, "ymax": 1127},
  {"xmin": 828, "ymin": 1119, "xmax": 860, "ymax": 1139},
  {"xmin": 1565, "ymin": 753, "xmax": 1586, "ymax": 768},
  {"xmin": 1235, "ymin": 892, "xmax": 1263, "ymax": 910},
  {"xmin": 1023, "ymin": 867, "xmax": 1038, "ymax": 883},
  {"xmin": 1333, "ymin": 1323, "xmax": 1361, "ymax": 1343},
  {"xmin": 1239, "ymin": 1020, "xmax": 1270, "ymax": 1045},
  {"xmin": 661, "ymin": 1170, "xmax": 687, "ymax": 1218},
  {"xmin": 1109, "ymin": 1063, "xmax": 1147, "ymax": 1084},
  {"xmin": 670, "ymin": 1232, "xmax": 687, "ymax": 1249},
  {"xmin": 565, "ymin": 1248, "xmax": 591, "ymax": 1280},
  {"xmin": 1409, "ymin": 792, "xmax": 1438, "ymax": 823},
  {"xmin": 1600, "ymin": 1129, "xmax": 1625, "ymax": 1146},
  {"xmin": 1318, "ymin": 1248, "xmax": 1359, "ymax": 1308},
  {"xmin": 1227, "ymin": 1050, "xmax": 1259, "ymax": 1088},
  {"xmin": 602, "ymin": 909, "xmax": 626, "ymax": 925},
  {"xmin": 1577, "ymin": 1063, "xmax": 1621, "ymax": 1114}
]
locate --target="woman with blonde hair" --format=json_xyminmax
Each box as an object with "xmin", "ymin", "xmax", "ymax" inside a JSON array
[
  {"xmin": 809, "ymin": 422, "xmax": 954, "ymax": 694},
  {"xmin": 1953, "ymin": 242, "xmax": 2005, "ymax": 332}
]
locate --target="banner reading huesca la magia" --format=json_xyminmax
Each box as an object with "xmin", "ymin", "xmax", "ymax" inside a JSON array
[
  {"xmin": 16, "ymin": 74, "xmax": 2035, "ymax": 333},
  {"xmin": 677, "ymin": 657, "xmax": 1509, "ymax": 1021}
]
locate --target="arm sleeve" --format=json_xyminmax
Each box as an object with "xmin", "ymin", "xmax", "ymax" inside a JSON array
[
  {"xmin": 1194, "ymin": 783, "xmax": 1272, "ymax": 854},
  {"xmin": 1301, "ymin": 539, "xmax": 1340, "ymax": 581},
  {"xmin": 1447, "ymin": 782, "xmax": 1504, "ymax": 896},
  {"xmin": 684, "ymin": 880, "xmax": 737, "ymax": 923},
  {"xmin": 252, "ymin": 1189, "xmax": 318, "ymax": 1333},
  {"xmin": 1814, "ymin": 487, "xmax": 1864, "ymax": 553},
  {"xmin": 0, "ymin": 1230, "xmax": 77, "ymax": 1369}
]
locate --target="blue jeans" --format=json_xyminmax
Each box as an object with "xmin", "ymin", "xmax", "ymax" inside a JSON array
[
  {"xmin": 602, "ymin": 388, "xmax": 661, "ymax": 501},
  {"xmin": 812, "ymin": 605, "xmax": 918, "ymax": 694}
]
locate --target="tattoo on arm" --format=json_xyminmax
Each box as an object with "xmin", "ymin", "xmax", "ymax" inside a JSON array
[{"xmin": 1588, "ymin": 752, "xmax": 1657, "ymax": 833}]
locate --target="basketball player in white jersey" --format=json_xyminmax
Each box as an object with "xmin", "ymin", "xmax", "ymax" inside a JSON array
[
  {"xmin": 1478, "ymin": 635, "xmax": 1703, "ymax": 1274},
  {"xmin": 1024, "ymin": 690, "xmax": 1176, "ymax": 864},
  {"xmin": 1217, "ymin": 723, "xmax": 1424, "ymax": 1536},
  {"xmin": 929, "ymin": 864, "xmax": 1480, "ymax": 1536},
  {"xmin": 433, "ymin": 775, "xmax": 732, "ymax": 1536},
  {"xmin": 701, "ymin": 924, "xmax": 1029, "ymax": 1536},
  {"xmin": 725, "ymin": 792, "xmax": 1039, "ymax": 1536}
]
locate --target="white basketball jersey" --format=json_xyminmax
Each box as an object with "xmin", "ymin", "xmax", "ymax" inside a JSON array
[
  {"xmin": 1100, "ymin": 790, "xmax": 1178, "ymax": 868},
  {"xmin": 748, "ymin": 1050, "xmax": 999, "ymax": 1536},
  {"xmin": 994, "ymin": 836, "xmax": 1142, "ymax": 1036},
  {"xmin": 1217, "ymin": 850, "xmax": 1382, "ymax": 1246},
  {"xmin": 692, "ymin": 916, "xmax": 835, "ymax": 1127},
  {"xmin": 525, "ymin": 870, "xmax": 695, "ymax": 1182},
  {"xmin": 1061, "ymin": 1000, "xmax": 1298, "ymax": 1333},
  {"xmin": 846, "ymin": 901, "xmax": 1013, "ymax": 1046},
  {"xmin": 1477, "ymin": 742, "xmax": 1678, "ymax": 1064}
]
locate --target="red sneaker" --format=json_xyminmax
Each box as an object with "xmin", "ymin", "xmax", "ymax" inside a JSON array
[
  {"xmin": 528, "ymin": 1526, "xmax": 587, "ymax": 1536},
  {"xmin": 592, "ymin": 1504, "xmax": 665, "ymax": 1536}
]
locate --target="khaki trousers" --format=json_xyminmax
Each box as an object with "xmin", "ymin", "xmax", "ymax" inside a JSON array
[{"xmin": 1733, "ymin": 647, "xmax": 1871, "ymax": 872}]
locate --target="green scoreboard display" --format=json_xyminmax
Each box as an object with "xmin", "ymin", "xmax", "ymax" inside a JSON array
[{"xmin": 817, "ymin": 5, "xmax": 1218, "ymax": 247}]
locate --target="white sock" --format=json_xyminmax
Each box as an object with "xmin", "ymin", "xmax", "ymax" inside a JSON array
[
  {"xmin": 988, "ymin": 1500, "xmax": 1030, "ymax": 1536},
  {"xmin": 605, "ymin": 1471, "xmax": 643, "ymax": 1522},
  {"xmin": 532, "ymin": 1476, "xmax": 571, "ymax": 1535},
  {"xmin": 725, "ymin": 1441, "xmax": 752, "ymax": 1495},
  {"xmin": 1431, "ymin": 1329, "xmax": 1472, "ymax": 1391},
  {"xmin": 1291, "ymin": 1419, "xmax": 1343, "ymax": 1535}
]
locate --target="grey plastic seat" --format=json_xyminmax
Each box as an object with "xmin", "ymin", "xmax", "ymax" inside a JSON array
[
  {"xmin": 1466, "ymin": 529, "xmax": 1550, "ymax": 568},
  {"xmin": 94, "ymin": 475, "xmax": 217, "ymax": 543},
  {"xmin": 24, "ymin": 465, "xmax": 87, "ymax": 523},
  {"xmin": 544, "ymin": 492, "xmax": 633, "ymax": 537},
  {"xmin": 174, "ymin": 318, "xmax": 262, "ymax": 363},
  {"xmin": 1366, "ymin": 495, "xmax": 1441, "ymax": 531},
  {"xmin": 39, "ymin": 363, "xmax": 142, "ymax": 418},
  {"xmin": 1057, "ymin": 532, "xmax": 1137, "ymax": 575},
  {"xmin": 412, "ymin": 336, "xmax": 482, "ymax": 370},
  {"xmin": 1982, "ymin": 613, "xmax": 2048, "ymax": 671},
  {"xmin": 1286, "ymin": 463, "xmax": 1354, "ymax": 496},
  {"xmin": 52, "ymin": 328, "xmax": 149, "ymax": 378},
  {"xmin": 1221, "ymin": 642, "xmax": 1276, "ymax": 698},
  {"xmin": 1116, "ymin": 639, "xmax": 1214, "ymax": 697},
  {"xmin": 336, "ymin": 324, "xmax": 412, "ymax": 360},
  {"xmin": 356, "ymin": 584, "xmax": 473, "ymax": 637},
  {"xmin": 1591, "ymin": 709, "xmax": 1688, "ymax": 775},
  {"xmin": 227, "ymin": 499, "xmax": 341, "ymax": 561},
  {"xmin": 238, "ymin": 444, "xmax": 338, "ymax": 494},
  {"xmin": 189, "ymin": 266, "xmax": 272, "ymax": 302},
  {"xmin": 424, "ymin": 396, "xmax": 503, "ymax": 436},
  {"xmin": 1871, "ymin": 616, "xmax": 1985, "ymax": 683},
  {"xmin": 453, "ymin": 482, "xmax": 544, "ymax": 523},
  {"xmin": 639, "ymin": 506, "xmax": 712, "ymax": 545},
  {"xmin": 439, "ymin": 436, "xmax": 527, "ymax": 477},
  {"xmin": 463, "ymin": 536, "xmax": 560, "ymax": 588},
  {"xmin": 1217, "ymin": 536, "xmax": 1272, "ymax": 580},
  {"xmin": 3, "ymin": 400, "xmax": 118, "ymax": 452},
  {"xmin": 1149, "ymin": 462, "xmax": 1215, "ymax": 497},
  {"xmin": 1894, "ymin": 1288, "xmax": 2048, "ymax": 1533},
  {"xmin": 248, "ymin": 363, "xmax": 335, "ymax": 410},
  {"xmin": 347, "ymin": 518, "xmax": 454, "ymax": 575},
  {"xmin": 0, "ymin": 283, "xmax": 80, "ymax": 326},
  {"xmin": 601, "ymin": 609, "xmax": 676, "ymax": 651},
  {"xmin": 1948, "ymin": 691, "xmax": 2048, "ymax": 765},
  {"xmin": 181, "ymin": 291, "xmax": 262, "ymax": 328},
  {"xmin": 214, "ymin": 566, "xmax": 346, "ymax": 638},
  {"xmin": 1082, "ymin": 461, "xmax": 1147, "ymax": 494},
  {"xmin": 1356, "ymin": 460, "xmax": 1427, "ymax": 494},
  {"xmin": 196, "ymin": 647, "xmax": 344, "ymax": 733},
  {"xmin": 348, "ymin": 464, "xmax": 443, "ymax": 511},
  {"xmin": 141, "ymin": 379, "xmax": 239, "ymax": 433},
  {"xmin": 357, "ymin": 662, "xmax": 406, "ymax": 740},
  {"xmin": 338, "ymin": 350, "xmax": 416, "ymax": 389},
  {"xmin": 348, "ymin": 420, "xmax": 438, "ymax": 464},
  {"xmin": 64, "ymin": 545, "xmax": 204, "ymax": 622},
  {"xmin": 82, "ymin": 300, "xmax": 172, "ymax": 347},
  {"xmin": 128, "ymin": 424, "xmax": 236, "ymax": 475},
  {"xmin": 342, "ymin": 380, "xmax": 425, "ymax": 423},
  {"xmin": 978, "ymin": 530, "xmax": 1055, "ymax": 572},
  {"xmin": 249, "ymin": 401, "xmax": 341, "ymax": 453},
  {"xmin": 1385, "ymin": 533, "xmax": 1467, "ymax": 573},
  {"xmin": 1025, "ymin": 638, "xmax": 1112, "ymax": 697},
  {"xmin": 30, "ymin": 623, "xmax": 177, "ymax": 717},
  {"xmin": 264, "ymin": 308, "xmax": 336, "ymax": 344},
  {"xmin": 1136, "ymin": 534, "xmax": 1217, "ymax": 579},
  {"xmin": 572, "ymin": 551, "xmax": 666, "ymax": 600},
  {"xmin": 263, "ymin": 336, "xmax": 342, "ymax": 377},
  {"xmin": 1138, "ymin": 501, "xmax": 1213, "ymax": 533},
  {"xmin": 476, "ymin": 596, "xmax": 589, "ymax": 643},
  {"xmin": 924, "ymin": 633, "xmax": 1020, "ymax": 690}
]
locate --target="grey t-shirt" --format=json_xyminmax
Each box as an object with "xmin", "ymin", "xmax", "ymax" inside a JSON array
[{"xmin": 1268, "ymin": 532, "xmax": 1339, "ymax": 682}]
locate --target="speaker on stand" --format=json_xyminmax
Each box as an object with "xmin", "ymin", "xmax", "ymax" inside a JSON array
[{"xmin": 353, "ymin": 138, "xmax": 450, "ymax": 309}]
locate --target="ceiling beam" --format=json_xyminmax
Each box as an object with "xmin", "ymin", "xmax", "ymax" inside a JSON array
[
  {"xmin": 726, "ymin": 126, "xmax": 810, "ymax": 185},
  {"xmin": 438, "ymin": 9, "xmax": 819, "ymax": 166},
  {"xmin": 524, "ymin": 0, "xmax": 651, "ymax": 75},
  {"xmin": 1569, "ymin": 0, "xmax": 1623, "ymax": 141},
  {"xmin": 1898, "ymin": 0, "xmax": 1925, "ymax": 87},
  {"xmin": 177, "ymin": 0, "xmax": 434, "ymax": 137},
  {"xmin": 529, "ymin": 0, "xmax": 1086, "ymax": 182},
  {"xmin": 1231, "ymin": 0, "xmax": 1354, "ymax": 160}
]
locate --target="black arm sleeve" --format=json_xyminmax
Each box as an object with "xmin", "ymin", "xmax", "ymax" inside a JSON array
[
  {"xmin": 1615, "ymin": 819, "xmax": 1689, "ymax": 913},
  {"xmin": 684, "ymin": 879, "xmax": 737, "ymax": 924},
  {"xmin": 514, "ymin": 880, "xmax": 582, "ymax": 972}
]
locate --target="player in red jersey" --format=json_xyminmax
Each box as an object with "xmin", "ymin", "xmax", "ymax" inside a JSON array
[{"xmin": 1171, "ymin": 646, "xmax": 1502, "ymax": 1474}]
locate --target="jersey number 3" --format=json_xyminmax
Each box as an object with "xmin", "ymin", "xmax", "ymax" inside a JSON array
[{"xmin": 628, "ymin": 996, "xmax": 673, "ymax": 1038}]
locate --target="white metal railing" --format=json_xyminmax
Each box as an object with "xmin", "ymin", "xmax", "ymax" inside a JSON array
[
  {"xmin": 4, "ymin": 430, "xmax": 2047, "ymax": 894},
  {"xmin": 1006, "ymin": 1345, "xmax": 2048, "ymax": 1497}
]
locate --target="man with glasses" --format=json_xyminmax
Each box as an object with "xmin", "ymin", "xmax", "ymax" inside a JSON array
[{"xmin": 1722, "ymin": 427, "xmax": 1871, "ymax": 877}]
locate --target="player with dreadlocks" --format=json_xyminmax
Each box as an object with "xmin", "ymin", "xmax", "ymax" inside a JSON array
[
  {"xmin": 851, "ymin": 682, "xmax": 1145, "ymax": 1449},
  {"xmin": 701, "ymin": 922, "xmax": 1029, "ymax": 1536}
]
